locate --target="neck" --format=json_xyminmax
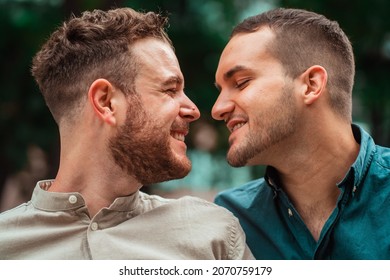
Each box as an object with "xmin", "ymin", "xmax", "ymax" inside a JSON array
[
  {"xmin": 49, "ymin": 129, "xmax": 141, "ymax": 217},
  {"xmin": 274, "ymin": 122, "xmax": 360, "ymax": 240}
]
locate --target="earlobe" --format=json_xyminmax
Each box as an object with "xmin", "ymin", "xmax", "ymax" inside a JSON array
[
  {"xmin": 300, "ymin": 65, "xmax": 328, "ymax": 105},
  {"xmin": 88, "ymin": 79, "xmax": 117, "ymax": 126}
]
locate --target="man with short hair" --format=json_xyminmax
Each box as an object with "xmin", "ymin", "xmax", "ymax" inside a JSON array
[
  {"xmin": 0, "ymin": 7, "xmax": 253, "ymax": 260},
  {"xmin": 213, "ymin": 8, "xmax": 390, "ymax": 259}
]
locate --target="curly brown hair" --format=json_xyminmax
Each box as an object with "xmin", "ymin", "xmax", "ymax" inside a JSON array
[{"xmin": 32, "ymin": 7, "xmax": 172, "ymax": 124}]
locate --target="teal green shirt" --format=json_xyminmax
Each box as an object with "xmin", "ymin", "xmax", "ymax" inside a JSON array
[{"xmin": 215, "ymin": 125, "xmax": 390, "ymax": 259}]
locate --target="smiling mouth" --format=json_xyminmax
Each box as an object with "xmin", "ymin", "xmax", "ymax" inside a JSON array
[
  {"xmin": 226, "ymin": 115, "xmax": 248, "ymax": 133},
  {"xmin": 231, "ymin": 122, "xmax": 246, "ymax": 132},
  {"xmin": 171, "ymin": 132, "xmax": 186, "ymax": 141}
]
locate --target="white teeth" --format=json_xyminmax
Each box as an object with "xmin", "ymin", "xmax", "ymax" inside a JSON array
[
  {"xmin": 232, "ymin": 123, "xmax": 245, "ymax": 132},
  {"xmin": 172, "ymin": 132, "xmax": 185, "ymax": 141}
]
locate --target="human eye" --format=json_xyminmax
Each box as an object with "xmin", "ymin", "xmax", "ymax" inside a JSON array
[
  {"xmin": 165, "ymin": 88, "xmax": 176, "ymax": 94},
  {"xmin": 162, "ymin": 76, "xmax": 183, "ymax": 96},
  {"xmin": 235, "ymin": 79, "xmax": 250, "ymax": 90},
  {"xmin": 164, "ymin": 88, "xmax": 179, "ymax": 96}
]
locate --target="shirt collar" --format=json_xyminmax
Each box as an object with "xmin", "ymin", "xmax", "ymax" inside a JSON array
[
  {"xmin": 264, "ymin": 166, "xmax": 281, "ymax": 192},
  {"xmin": 32, "ymin": 180, "xmax": 141, "ymax": 213},
  {"xmin": 345, "ymin": 124, "xmax": 376, "ymax": 191},
  {"xmin": 264, "ymin": 124, "xmax": 376, "ymax": 194}
]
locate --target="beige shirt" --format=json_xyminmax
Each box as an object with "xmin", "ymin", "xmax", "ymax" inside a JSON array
[{"xmin": 0, "ymin": 180, "xmax": 253, "ymax": 260}]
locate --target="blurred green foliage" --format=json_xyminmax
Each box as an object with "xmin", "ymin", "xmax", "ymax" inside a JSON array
[{"xmin": 0, "ymin": 0, "xmax": 389, "ymax": 188}]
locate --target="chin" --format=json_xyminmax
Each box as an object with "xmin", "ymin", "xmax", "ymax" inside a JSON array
[
  {"xmin": 227, "ymin": 154, "xmax": 246, "ymax": 167},
  {"xmin": 140, "ymin": 162, "xmax": 190, "ymax": 185},
  {"xmin": 165, "ymin": 153, "xmax": 192, "ymax": 180},
  {"xmin": 227, "ymin": 146, "xmax": 251, "ymax": 167},
  {"xmin": 177, "ymin": 159, "xmax": 192, "ymax": 176}
]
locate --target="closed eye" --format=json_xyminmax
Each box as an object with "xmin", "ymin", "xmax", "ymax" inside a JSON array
[
  {"xmin": 164, "ymin": 87, "xmax": 184, "ymax": 96},
  {"xmin": 162, "ymin": 76, "xmax": 183, "ymax": 96},
  {"xmin": 165, "ymin": 88, "xmax": 178, "ymax": 95},
  {"xmin": 235, "ymin": 79, "xmax": 250, "ymax": 90}
]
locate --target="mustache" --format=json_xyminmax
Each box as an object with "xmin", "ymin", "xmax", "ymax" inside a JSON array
[
  {"xmin": 225, "ymin": 113, "xmax": 248, "ymax": 124},
  {"xmin": 171, "ymin": 121, "xmax": 189, "ymax": 132}
]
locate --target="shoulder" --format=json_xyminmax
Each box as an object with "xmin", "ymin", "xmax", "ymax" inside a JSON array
[
  {"xmin": 178, "ymin": 195, "xmax": 237, "ymax": 218},
  {"xmin": 143, "ymin": 191, "xmax": 245, "ymax": 250},
  {"xmin": 0, "ymin": 202, "xmax": 32, "ymax": 226},
  {"xmin": 138, "ymin": 191, "xmax": 236, "ymax": 219},
  {"xmin": 215, "ymin": 178, "xmax": 267, "ymax": 209},
  {"xmin": 138, "ymin": 192, "xmax": 251, "ymax": 259},
  {"xmin": 172, "ymin": 196, "xmax": 252, "ymax": 259},
  {"xmin": 374, "ymin": 144, "xmax": 390, "ymax": 170},
  {"xmin": 141, "ymin": 191, "xmax": 237, "ymax": 219},
  {"xmin": 355, "ymin": 124, "xmax": 390, "ymax": 171},
  {"xmin": 359, "ymin": 127, "xmax": 390, "ymax": 175},
  {"xmin": 138, "ymin": 191, "xmax": 173, "ymax": 206}
]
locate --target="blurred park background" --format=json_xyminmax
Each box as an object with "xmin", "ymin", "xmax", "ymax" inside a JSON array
[{"xmin": 0, "ymin": 0, "xmax": 389, "ymax": 209}]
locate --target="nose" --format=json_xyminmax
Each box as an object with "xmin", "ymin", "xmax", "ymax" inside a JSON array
[
  {"xmin": 179, "ymin": 93, "xmax": 201, "ymax": 122},
  {"xmin": 211, "ymin": 92, "xmax": 234, "ymax": 121}
]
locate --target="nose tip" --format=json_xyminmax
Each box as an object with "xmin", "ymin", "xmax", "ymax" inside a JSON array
[
  {"xmin": 180, "ymin": 92, "xmax": 201, "ymax": 122},
  {"xmin": 188, "ymin": 105, "xmax": 201, "ymax": 121},
  {"xmin": 211, "ymin": 99, "xmax": 228, "ymax": 121},
  {"xmin": 211, "ymin": 104, "xmax": 221, "ymax": 120},
  {"xmin": 193, "ymin": 106, "xmax": 201, "ymax": 121},
  {"xmin": 180, "ymin": 104, "xmax": 200, "ymax": 122}
]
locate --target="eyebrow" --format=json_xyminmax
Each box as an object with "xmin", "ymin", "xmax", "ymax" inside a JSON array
[
  {"xmin": 224, "ymin": 65, "xmax": 249, "ymax": 80},
  {"xmin": 162, "ymin": 76, "xmax": 183, "ymax": 87}
]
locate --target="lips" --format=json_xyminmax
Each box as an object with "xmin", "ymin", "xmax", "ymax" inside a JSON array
[
  {"xmin": 231, "ymin": 122, "xmax": 246, "ymax": 132},
  {"xmin": 171, "ymin": 132, "xmax": 186, "ymax": 141},
  {"xmin": 170, "ymin": 122, "xmax": 189, "ymax": 142},
  {"xmin": 227, "ymin": 118, "xmax": 247, "ymax": 133},
  {"xmin": 170, "ymin": 128, "xmax": 188, "ymax": 154}
]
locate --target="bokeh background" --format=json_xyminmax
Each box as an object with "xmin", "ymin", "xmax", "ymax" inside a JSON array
[{"xmin": 1, "ymin": 0, "xmax": 389, "ymax": 209}]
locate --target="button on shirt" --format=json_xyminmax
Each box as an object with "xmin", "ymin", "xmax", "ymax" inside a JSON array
[
  {"xmin": 0, "ymin": 181, "xmax": 253, "ymax": 260},
  {"xmin": 215, "ymin": 125, "xmax": 390, "ymax": 259}
]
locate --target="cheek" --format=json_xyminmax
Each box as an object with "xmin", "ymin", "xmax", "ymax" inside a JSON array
[
  {"xmin": 238, "ymin": 92, "xmax": 264, "ymax": 114},
  {"xmin": 162, "ymin": 99, "xmax": 181, "ymax": 119},
  {"xmin": 147, "ymin": 99, "xmax": 180, "ymax": 127},
  {"xmin": 242, "ymin": 82, "xmax": 283, "ymax": 111}
]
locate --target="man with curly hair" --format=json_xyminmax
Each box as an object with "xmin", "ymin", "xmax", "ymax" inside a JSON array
[{"xmin": 0, "ymin": 7, "xmax": 253, "ymax": 260}]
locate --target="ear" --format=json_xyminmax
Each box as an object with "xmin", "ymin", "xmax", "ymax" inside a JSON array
[
  {"xmin": 88, "ymin": 79, "xmax": 117, "ymax": 126},
  {"xmin": 299, "ymin": 65, "xmax": 328, "ymax": 105}
]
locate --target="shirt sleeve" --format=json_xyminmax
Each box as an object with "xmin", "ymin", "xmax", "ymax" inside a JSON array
[{"xmin": 227, "ymin": 215, "xmax": 255, "ymax": 260}]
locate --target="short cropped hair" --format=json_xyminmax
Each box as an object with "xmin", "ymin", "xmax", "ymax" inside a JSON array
[
  {"xmin": 32, "ymin": 7, "xmax": 172, "ymax": 124},
  {"xmin": 232, "ymin": 8, "xmax": 355, "ymax": 121}
]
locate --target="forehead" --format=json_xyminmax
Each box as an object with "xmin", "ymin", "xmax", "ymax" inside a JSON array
[
  {"xmin": 132, "ymin": 38, "xmax": 183, "ymax": 83},
  {"xmin": 216, "ymin": 28, "xmax": 277, "ymax": 78}
]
